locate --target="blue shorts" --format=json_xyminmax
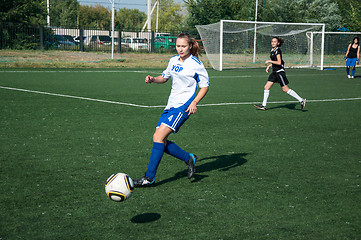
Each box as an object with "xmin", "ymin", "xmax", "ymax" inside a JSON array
[
  {"xmin": 346, "ymin": 58, "xmax": 357, "ymax": 67},
  {"xmin": 157, "ymin": 107, "xmax": 189, "ymax": 133}
]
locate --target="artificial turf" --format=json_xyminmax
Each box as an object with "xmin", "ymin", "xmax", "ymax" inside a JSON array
[{"xmin": 0, "ymin": 67, "xmax": 360, "ymax": 239}]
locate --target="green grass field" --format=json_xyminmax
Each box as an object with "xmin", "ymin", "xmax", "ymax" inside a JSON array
[{"xmin": 1, "ymin": 67, "xmax": 360, "ymax": 239}]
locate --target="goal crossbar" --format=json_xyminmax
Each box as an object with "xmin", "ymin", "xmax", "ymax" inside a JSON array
[{"xmin": 220, "ymin": 20, "xmax": 325, "ymax": 27}]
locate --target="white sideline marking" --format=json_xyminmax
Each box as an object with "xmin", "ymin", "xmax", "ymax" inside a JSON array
[
  {"xmin": 199, "ymin": 98, "xmax": 361, "ymax": 107},
  {"xmin": 212, "ymin": 73, "xmax": 338, "ymax": 79},
  {"xmin": 0, "ymin": 86, "xmax": 164, "ymax": 108},
  {"xmin": 1, "ymin": 85, "xmax": 361, "ymax": 108},
  {"xmin": 0, "ymin": 70, "xmax": 150, "ymax": 73}
]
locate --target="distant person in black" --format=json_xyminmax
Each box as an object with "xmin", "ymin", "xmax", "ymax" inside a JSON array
[
  {"xmin": 254, "ymin": 37, "xmax": 306, "ymax": 111},
  {"xmin": 345, "ymin": 37, "xmax": 360, "ymax": 79}
]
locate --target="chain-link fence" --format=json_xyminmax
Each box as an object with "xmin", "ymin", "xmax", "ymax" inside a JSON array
[{"xmin": 1, "ymin": 23, "xmax": 180, "ymax": 54}]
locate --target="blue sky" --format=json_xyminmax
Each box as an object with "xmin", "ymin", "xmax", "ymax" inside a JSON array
[{"xmin": 77, "ymin": 0, "xmax": 185, "ymax": 12}]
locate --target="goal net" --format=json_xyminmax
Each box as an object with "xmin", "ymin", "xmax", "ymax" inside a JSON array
[
  {"xmin": 309, "ymin": 31, "xmax": 361, "ymax": 68},
  {"xmin": 196, "ymin": 20, "xmax": 325, "ymax": 70}
]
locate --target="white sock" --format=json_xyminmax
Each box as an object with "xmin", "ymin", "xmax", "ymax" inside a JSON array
[
  {"xmin": 262, "ymin": 90, "xmax": 270, "ymax": 106},
  {"xmin": 287, "ymin": 89, "xmax": 303, "ymax": 102}
]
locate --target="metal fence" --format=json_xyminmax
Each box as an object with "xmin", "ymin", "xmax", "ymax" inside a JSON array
[{"xmin": 1, "ymin": 23, "xmax": 180, "ymax": 53}]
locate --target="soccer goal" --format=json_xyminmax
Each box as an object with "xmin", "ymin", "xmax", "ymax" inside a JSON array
[
  {"xmin": 196, "ymin": 20, "xmax": 325, "ymax": 71},
  {"xmin": 308, "ymin": 31, "xmax": 361, "ymax": 68}
]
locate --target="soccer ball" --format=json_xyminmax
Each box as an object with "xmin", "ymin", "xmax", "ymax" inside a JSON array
[{"xmin": 105, "ymin": 173, "xmax": 134, "ymax": 202}]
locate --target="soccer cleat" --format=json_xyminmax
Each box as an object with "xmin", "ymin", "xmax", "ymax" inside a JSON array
[
  {"xmin": 254, "ymin": 104, "xmax": 267, "ymax": 110},
  {"xmin": 133, "ymin": 175, "xmax": 155, "ymax": 187},
  {"xmin": 347, "ymin": 75, "xmax": 351, "ymax": 78},
  {"xmin": 187, "ymin": 154, "xmax": 198, "ymax": 179},
  {"xmin": 300, "ymin": 98, "xmax": 307, "ymax": 111},
  {"xmin": 351, "ymin": 76, "xmax": 354, "ymax": 79}
]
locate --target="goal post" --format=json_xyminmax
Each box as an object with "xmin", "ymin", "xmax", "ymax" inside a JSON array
[
  {"xmin": 309, "ymin": 31, "xmax": 361, "ymax": 68},
  {"xmin": 196, "ymin": 20, "xmax": 325, "ymax": 71}
]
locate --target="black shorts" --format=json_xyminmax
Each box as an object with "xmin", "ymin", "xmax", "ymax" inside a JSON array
[{"xmin": 268, "ymin": 70, "xmax": 289, "ymax": 87}]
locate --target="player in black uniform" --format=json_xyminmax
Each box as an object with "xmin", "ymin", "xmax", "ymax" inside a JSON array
[
  {"xmin": 345, "ymin": 37, "xmax": 360, "ymax": 78},
  {"xmin": 254, "ymin": 37, "xmax": 306, "ymax": 111}
]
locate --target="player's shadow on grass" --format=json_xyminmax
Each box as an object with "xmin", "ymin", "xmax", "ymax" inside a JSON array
[
  {"xmin": 156, "ymin": 153, "xmax": 248, "ymax": 186},
  {"xmin": 131, "ymin": 213, "xmax": 161, "ymax": 223},
  {"xmin": 267, "ymin": 103, "xmax": 307, "ymax": 111}
]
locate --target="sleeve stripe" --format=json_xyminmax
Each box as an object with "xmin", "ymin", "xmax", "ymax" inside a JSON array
[{"xmin": 191, "ymin": 56, "xmax": 202, "ymax": 65}]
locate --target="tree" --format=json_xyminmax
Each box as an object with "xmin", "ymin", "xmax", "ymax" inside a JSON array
[
  {"xmin": 264, "ymin": 0, "xmax": 341, "ymax": 30},
  {"xmin": 0, "ymin": 0, "xmax": 47, "ymax": 49},
  {"xmin": 150, "ymin": 0, "xmax": 185, "ymax": 32},
  {"xmin": 0, "ymin": 0, "xmax": 46, "ymax": 25},
  {"xmin": 185, "ymin": 0, "xmax": 342, "ymax": 32},
  {"xmin": 50, "ymin": 0, "xmax": 80, "ymax": 27},
  {"xmin": 333, "ymin": 0, "xmax": 361, "ymax": 31},
  {"xmin": 115, "ymin": 8, "xmax": 147, "ymax": 30},
  {"xmin": 79, "ymin": 4, "xmax": 111, "ymax": 29},
  {"xmin": 184, "ymin": 0, "xmax": 254, "ymax": 35},
  {"xmin": 303, "ymin": 0, "xmax": 341, "ymax": 30}
]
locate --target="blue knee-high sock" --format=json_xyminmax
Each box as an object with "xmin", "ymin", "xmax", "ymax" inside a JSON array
[
  {"xmin": 164, "ymin": 140, "xmax": 190, "ymax": 163},
  {"xmin": 346, "ymin": 67, "xmax": 350, "ymax": 75},
  {"xmin": 352, "ymin": 69, "xmax": 355, "ymax": 76},
  {"xmin": 146, "ymin": 142, "xmax": 165, "ymax": 179}
]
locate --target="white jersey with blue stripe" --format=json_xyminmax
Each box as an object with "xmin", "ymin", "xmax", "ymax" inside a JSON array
[{"xmin": 161, "ymin": 54, "xmax": 209, "ymax": 110}]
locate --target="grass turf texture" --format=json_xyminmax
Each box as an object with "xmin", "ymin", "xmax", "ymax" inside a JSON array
[{"xmin": 0, "ymin": 68, "xmax": 360, "ymax": 239}]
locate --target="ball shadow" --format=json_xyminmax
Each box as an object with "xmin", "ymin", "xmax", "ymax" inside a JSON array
[{"xmin": 130, "ymin": 213, "xmax": 161, "ymax": 223}]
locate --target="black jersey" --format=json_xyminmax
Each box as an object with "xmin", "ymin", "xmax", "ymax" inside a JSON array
[
  {"xmin": 347, "ymin": 44, "xmax": 359, "ymax": 58},
  {"xmin": 270, "ymin": 47, "xmax": 285, "ymax": 72}
]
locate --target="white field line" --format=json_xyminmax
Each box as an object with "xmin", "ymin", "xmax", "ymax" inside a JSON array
[
  {"xmin": 0, "ymin": 70, "xmax": 151, "ymax": 73},
  {"xmin": 1, "ymin": 85, "xmax": 361, "ymax": 108},
  {"xmin": 199, "ymin": 98, "xmax": 361, "ymax": 107},
  {"xmin": 0, "ymin": 86, "xmax": 164, "ymax": 108},
  {"xmin": 212, "ymin": 73, "xmax": 338, "ymax": 78}
]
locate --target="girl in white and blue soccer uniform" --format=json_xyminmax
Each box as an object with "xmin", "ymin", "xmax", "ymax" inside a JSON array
[
  {"xmin": 254, "ymin": 37, "xmax": 306, "ymax": 111},
  {"xmin": 134, "ymin": 33, "xmax": 209, "ymax": 187},
  {"xmin": 345, "ymin": 37, "xmax": 360, "ymax": 78}
]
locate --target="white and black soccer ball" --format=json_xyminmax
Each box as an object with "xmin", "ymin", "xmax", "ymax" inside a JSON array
[{"xmin": 105, "ymin": 173, "xmax": 134, "ymax": 202}]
